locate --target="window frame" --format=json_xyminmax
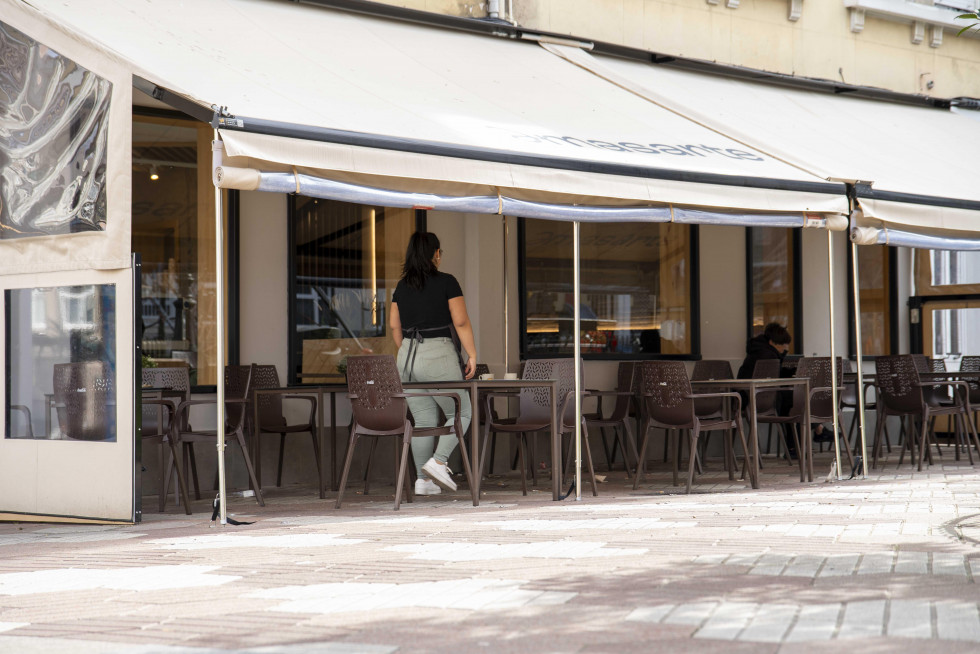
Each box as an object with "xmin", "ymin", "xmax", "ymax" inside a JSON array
[
  {"xmin": 516, "ymin": 218, "xmax": 701, "ymax": 361},
  {"xmin": 744, "ymin": 226, "xmax": 803, "ymax": 354}
]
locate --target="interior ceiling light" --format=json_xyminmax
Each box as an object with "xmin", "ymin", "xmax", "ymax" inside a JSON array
[{"xmin": 149, "ymin": 165, "xmax": 159, "ymax": 181}]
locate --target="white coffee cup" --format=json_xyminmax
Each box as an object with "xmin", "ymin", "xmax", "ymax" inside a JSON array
[
  {"xmin": 504, "ymin": 372, "xmax": 518, "ymax": 380},
  {"xmin": 479, "ymin": 373, "xmax": 494, "ymax": 380}
]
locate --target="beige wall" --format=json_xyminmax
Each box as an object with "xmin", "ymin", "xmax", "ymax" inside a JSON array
[{"xmin": 373, "ymin": 0, "xmax": 980, "ymax": 97}]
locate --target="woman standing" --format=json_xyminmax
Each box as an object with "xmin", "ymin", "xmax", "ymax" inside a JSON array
[{"xmin": 390, "ymin": 232, "xmax": 477, "ymax": 495}]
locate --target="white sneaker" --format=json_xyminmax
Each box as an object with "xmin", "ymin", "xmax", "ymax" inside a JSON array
[
  {"xmin": 421, "ymin": 457, "xmax": 457, "ymax": 492},
  {"xmin": 414, "ymin": 478, "xmax": 441, "ymax": 496}
]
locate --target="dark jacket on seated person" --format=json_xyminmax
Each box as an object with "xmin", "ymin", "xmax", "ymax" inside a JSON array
[{"xmin": 737, "ymin": 334, "xmax": 792, "ymax": 380}]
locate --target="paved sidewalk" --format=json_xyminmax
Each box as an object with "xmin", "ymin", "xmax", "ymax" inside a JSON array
[{"xmin": 2, "ymin": 450, "xmax": 980, "ymax": 653}]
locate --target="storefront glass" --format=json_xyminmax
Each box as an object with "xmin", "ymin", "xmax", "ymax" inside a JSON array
[
  {"xmin": 5, "ymin": 285, "xmax": 117, "ymax": 441},
  {"xmin": 0, "ymin": 19, "xmax": 111, "ymax": 238},
  {"xmin": 915, "ymin": 250, "xmax": 980, "ymax": 296},
  {"xmin": 289, "ymin": 197, "xmax": 414, "ymax": 382},
  {"xmin": 748, "ymin": 227, "xmax": 797, "ymax": 348},
  {"xmin": 857, "ymin": 245, "xmax": 892, "ymax": 355},
  {"xmin": 521, "ymin": 220, "xmax": 693, "ymax": 356},
  {"xmin": 132, "ymin": 117, "xmax": 217, "ymax": 386}
]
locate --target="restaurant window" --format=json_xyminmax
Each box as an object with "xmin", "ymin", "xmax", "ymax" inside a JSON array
[
  {"xmin": 288, "ymin": 197, "xmax": 415, "ymax": 383},
  {"xmin": 914, "ymin": 250, "xmax": 980, "ymax": 296},
  {"xmin": 520, "ymin": 220, "xmax": 695, "ymax": 357},
  {"xmin": 0, "ymin": 19, "xmax": 111, "ymax": 239},
  {"xmin": 6, "ymin": 285, "xmax": 117, "ymax": 441},
  {"xmin": 746, "ymin": 227, "xmax": 801, "ymax": 351},
  {"xmin": 132, "ymin": 115, "xmax": 219, "ymax": 386},
  {"xmin": 849, "ymin": 245, "xmax": 895, "ymax": 356}
]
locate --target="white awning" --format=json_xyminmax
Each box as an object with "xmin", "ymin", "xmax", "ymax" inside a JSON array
[
  {"xmin": 13, "ymin": 0, "xmax": 849, "ymax": 223},
  {"xmin": 544, "ymin": 44, "xmax": 980, "ymax": 241}
]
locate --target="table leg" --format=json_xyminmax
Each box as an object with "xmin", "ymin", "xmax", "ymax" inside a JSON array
[
  {"xmin": 469, "ymin": 382, "xmax": 480, "ymax": 506},
  {"xmin": 749, "ymin": 385, "xmax": 760, "ymax": 489},
  {"xmin": 551, "ymin": 381, "xmax": 560, "ymax": 500},
  {"xmin": 317, "ymin": 387, "xmax": 325, "ymax": 500},
  {"xmin": 330, "ymin": 392, "xmax": 338, "ymax": 492},
  {"xmin": 804, "ymin": 379, "xmax": 813, "ymax": 482},
  {"xmin": 252, "ymin": 394, "xmax": 261, "ymax": 494}
]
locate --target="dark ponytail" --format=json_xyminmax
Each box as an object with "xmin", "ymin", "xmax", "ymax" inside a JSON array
[{"xmin": 401, "ymin": 232, "xmax": 440, "ymax": 290}]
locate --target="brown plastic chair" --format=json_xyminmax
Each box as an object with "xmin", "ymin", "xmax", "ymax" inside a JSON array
[
  {"xmin": 173, "ymin": 364, "xmax": 265, "ymax": 506},
  {"xmin": 959, "ymin": 356, "xmax": 980, "ymax": 455},
  {"xmin": 633, "ymin": 361, "xmax": 749, "ymax": 493},
  {"xmin": 481, "ymin": 359, "xmax": 597, "ymax": 496},
  {"xmin": 141, "ymin": 367, "xmax": 192, "ymax": 514},
  {"xmin": 840, "ymin": 358, "xmax": 889, "ymax": 455},
  {"xmin": 337, "ymin": 354, "xmax": 474, "ymax": 510},
  {"xmin": 691, "ymin": 360, "xmax": 740, "ymax": 479},
  {"xmin": 474, "ymin": 363, "xmax": 521, "ymax": 476},
  {"xmin": 873, "ymin": 355, "xmax": 979, "ymax": 470},
  {"xmin": 251, "ymin": 364, "xmax": 319, "ymax": 488},
  {"xmin": 755, "ymin": 357, "xmax": 853, "ymax": 478},
  {"xmin": 748, "ymin": 358, "xmax": 783, "ymax": 460},
  {"xmin": 52, "ymin": 362, "xmax": 114, "ymax": 441},
  {"xmin": 584, "ymin": 361, "xmax": 640, "ymax": 477}
]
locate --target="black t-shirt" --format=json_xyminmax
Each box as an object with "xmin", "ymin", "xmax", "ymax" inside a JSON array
[{"xmin": 392, "ymin": 272, "xmax": 463, "ymax": 338}]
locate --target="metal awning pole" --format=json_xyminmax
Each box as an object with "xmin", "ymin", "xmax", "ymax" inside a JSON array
[
  {"xmin": 503, "ymin": 216, "xmax": 509, "ymax": 373},
  {"xmin": 214, "ymin": 132, "xmax": 227, "ymax": 525},
  {"xmin": 852, "ymin": 240, "xmax": 869, "ymax": 478},
  {"xmin": 573, "ymin": 221, "xmax": 582, "ymax": 500},
  {"xmin": 829, "ymin": 230, "xmax": 843, "ymax": 480}
]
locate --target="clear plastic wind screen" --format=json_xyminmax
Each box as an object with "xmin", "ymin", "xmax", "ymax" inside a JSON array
[{"xmin": 0, "ymin": 19, "xmax": 111, "ymax": 239}]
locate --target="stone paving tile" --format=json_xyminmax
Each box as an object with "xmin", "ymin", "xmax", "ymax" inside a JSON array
[{"xmin": 2, "ymin": 455, "xmax": 980, "ymax": 651}]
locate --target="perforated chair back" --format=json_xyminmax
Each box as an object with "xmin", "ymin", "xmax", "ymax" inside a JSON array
[
  {"xmin": 224, "ymin": 364, "xmax": 253, "ymax": 431},
  {"xmin": 960, "ymin": 356, "xmax": 980, "ymax": 373},
  {"xmin": 960, "ymin": 356, "xmax": 980, "ymax": 403},
  {"xmin": 638, "ymin": 361, "xmax": 694, "ymax": 428},
  {"xmin": 141, "ymin": 366, "xmax": 191, "ymax": 435},
  {"xmin": 875, "ymin": 355, "xmax": 923, "ymax": 415},
  {"xmin": 691, "ymin": 360, "xmax": 732, "ymax": 416},
  {"xmin": 53, "ymin": 361, "xmax": 113, "ymax": 441},
  {"xmin": 519, "ymin": 359, "xmax": 575, "ymax": 425},
  {"xmin": 252, "ymin": 364, "xmax": 286, "ymax": 430},
  {"xmin": 346, "ymin": 355, "xmax": 407, "ymax": 433},
  {"xmin": 605, "ymin": 361, "xmax": 638, "ymax": 421},
  {"xmin": 794, "ymin": 356, "xmax": 844, "ymax": 419}
]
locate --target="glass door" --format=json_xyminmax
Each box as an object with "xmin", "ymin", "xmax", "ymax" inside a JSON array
[{"xmin": 0, "ymin": 266, "xmax": 136, "ymax": 522}]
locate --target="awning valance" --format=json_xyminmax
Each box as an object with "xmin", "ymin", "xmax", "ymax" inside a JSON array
[
  {"xmin": 16, "ymin": 0, "xmax": 848, "ymax": 223},
  {"xmin": 547, "ymin": 44, "xmax": 980, "ymax": 241}
]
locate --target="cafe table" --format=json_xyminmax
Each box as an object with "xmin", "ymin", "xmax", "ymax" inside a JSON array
[
  {"xmin": 690, "ymin": 377, "xmax": 812, "ymax": 485},
  {"xmin": 254, "ymin": 377, "xmax": 561, "ymax": 505}
]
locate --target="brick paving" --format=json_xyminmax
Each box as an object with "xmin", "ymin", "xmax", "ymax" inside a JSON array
[{"xmin": 2, "ymin": 450, "xmax": 980, "ymax": 652}]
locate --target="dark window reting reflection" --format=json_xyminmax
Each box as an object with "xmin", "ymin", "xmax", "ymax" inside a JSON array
[{"xmin": 522, "ymin": 220, "xmax": 693, "ymax": 356}]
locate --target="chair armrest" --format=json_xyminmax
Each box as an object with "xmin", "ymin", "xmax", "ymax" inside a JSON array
[
  {"xmin": 807, "ymin": 385, "xmax": 844, "ymax": 399},
  {"xmin": 588, "ymin": 390, "xmax": 634, "ymax": 396}
]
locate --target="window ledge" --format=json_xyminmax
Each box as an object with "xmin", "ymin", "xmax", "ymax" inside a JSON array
[{"xmin": 844, "ymin": 0, "xmax": 980, "ymax": 46}]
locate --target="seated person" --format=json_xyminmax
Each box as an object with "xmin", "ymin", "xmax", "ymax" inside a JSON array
[
  {"xmin": 737, "ymin": 323, "xmax": 832, "ymax": 457},
  {"xmin": 737, "ymin": 322, "xmax": 793, "ymax": 381}
]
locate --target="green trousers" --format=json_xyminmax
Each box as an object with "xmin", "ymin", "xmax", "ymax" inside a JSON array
[{"xmin": 396, "ymin": 337, "xmax": 472, "ymax": 476}]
